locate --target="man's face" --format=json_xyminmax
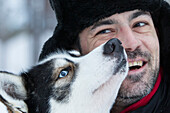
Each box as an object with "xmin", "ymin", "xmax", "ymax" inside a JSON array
[{"xmin": 79, "ymin": 10, "xmax": 160, "ymax": 105}]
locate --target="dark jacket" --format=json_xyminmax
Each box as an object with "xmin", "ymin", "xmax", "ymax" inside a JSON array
[{"xmin": 39, "ymin": 0, "xmax": 170, "ymax": 112}]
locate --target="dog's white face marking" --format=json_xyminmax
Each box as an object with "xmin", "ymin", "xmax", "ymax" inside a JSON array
[
  {"xmin": 0, "ymin": 39, "xmax": 128, "ymax": 113},
  {"xmin": 48, "ymin": 42, "xmax": 128, "ymax": 113}
]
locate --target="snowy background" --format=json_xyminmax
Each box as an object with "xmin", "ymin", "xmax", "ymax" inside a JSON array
[{"xmin": 0, "ymin": 0, "xmax": 56, "ymax": 74}]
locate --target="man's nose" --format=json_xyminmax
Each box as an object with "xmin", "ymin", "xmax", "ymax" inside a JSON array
[
  {"xmin": 118, "ymin": 26, "xmax": 141, "ymax": 51},
  {"xmin": 103, "ymin": 38, "xmax": 123, "ymax": 54}
]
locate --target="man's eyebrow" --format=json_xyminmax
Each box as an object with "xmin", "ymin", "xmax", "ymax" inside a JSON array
[
  {"xmin": 129, "ymin": 10, "xmax": 151, "ymax": 21},
  {"xmin": 91, "ymin": 19, "xmax": 118, "ymax": 31},
  {"xmin": 91, "ymin": 11, "xmax": 150, "ymax": 31}
]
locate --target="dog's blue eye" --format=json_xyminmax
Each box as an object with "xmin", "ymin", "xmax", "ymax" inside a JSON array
[{"xmin": 59, "ymin": 70, "xmax": 69, "ymax": 78}]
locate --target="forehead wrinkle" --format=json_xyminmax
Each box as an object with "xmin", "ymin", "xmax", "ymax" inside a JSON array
[{"xmin": 128, "ymin": 10, "xmax": 151, "ymax": 22}]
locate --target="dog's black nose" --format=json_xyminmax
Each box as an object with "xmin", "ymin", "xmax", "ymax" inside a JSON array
[{"xmin": 103, "ymin": 38, "xmax": 123, "ymax": 54}]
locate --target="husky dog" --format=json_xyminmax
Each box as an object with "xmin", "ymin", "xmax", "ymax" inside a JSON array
[{"xmin": 0, "ymin": 38, "xmax": 128, "ymax": 113}]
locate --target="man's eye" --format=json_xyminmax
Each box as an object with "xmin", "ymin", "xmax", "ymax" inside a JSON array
[
  {"xmin": 133, "ymin": 22, "xmax": 148, "ymax": 28},
  {"xmin": 96, "ymin": 29, "xmax": 112, "ymax": 35}
]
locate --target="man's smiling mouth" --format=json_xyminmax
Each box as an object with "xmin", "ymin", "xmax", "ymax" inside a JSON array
[{"xmin": 128, "ymin": 60, "xmax": 147, "ymax": 71}]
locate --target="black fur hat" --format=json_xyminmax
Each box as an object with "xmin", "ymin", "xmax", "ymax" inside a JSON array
[{"xmin": 39, "ymin": 0, "xmax": 170, "ymax": 73}]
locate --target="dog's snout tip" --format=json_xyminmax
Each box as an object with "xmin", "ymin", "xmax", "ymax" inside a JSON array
[
  {"xmin": 103, "ymin": 38, "xmax": 123, "ymax": 55},
  {"xmin": 103, "ymin": 42, "xmax": 115, "ymax": 54}
]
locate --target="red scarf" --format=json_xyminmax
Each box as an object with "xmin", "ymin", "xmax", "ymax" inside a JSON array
[{"xmin": 120, "ymin": 69, "xmax": 162, "ymax": 113}]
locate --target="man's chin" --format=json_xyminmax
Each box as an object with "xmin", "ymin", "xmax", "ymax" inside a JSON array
[
  {"xmin": 116, "ymin": 66, "xmax": 159, "ymax": 106},
  {"xmin": 116, "ymin": 79, "xmax": 147, "ymax": 105}
]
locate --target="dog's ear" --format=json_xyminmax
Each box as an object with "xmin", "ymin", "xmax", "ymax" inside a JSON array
[{"xmin": 0, "ymin": 71, "xmax": 28, "ymax": 113}]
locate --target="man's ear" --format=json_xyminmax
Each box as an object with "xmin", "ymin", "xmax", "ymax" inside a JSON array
[{"xmin": 0, "ymin": 71, "xmax": 28, "ymax": 113}]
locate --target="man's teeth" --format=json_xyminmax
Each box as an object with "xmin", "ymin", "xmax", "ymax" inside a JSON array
[{"xmin": 129, "ymin": 61, "xmax": 143, "ymax": 67}]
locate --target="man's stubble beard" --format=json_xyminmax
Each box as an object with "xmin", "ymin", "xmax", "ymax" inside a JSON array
[{"xmin": 115, "ymin": 48, "xmax": 160, "ymax": 106}]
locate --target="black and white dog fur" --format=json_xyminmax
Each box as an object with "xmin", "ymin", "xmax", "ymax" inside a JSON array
[{"xmin": 0, "ymin": 38, "xmax": 128, "ymax": 113}]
